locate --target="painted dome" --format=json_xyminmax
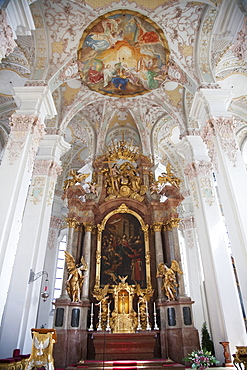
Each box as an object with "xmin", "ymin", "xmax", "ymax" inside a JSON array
[{"xmin": 78, "ymin": 10, "xmax": 170, "ymax": 97}]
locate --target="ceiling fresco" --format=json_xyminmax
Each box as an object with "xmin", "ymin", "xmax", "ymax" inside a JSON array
[
  {"xmin": 78, "ymin": 10, "xmax": 170, "ymax": 97},
  {"xmin": 0, "ymin": 0, "xmax": 247, "ymax": 178}
]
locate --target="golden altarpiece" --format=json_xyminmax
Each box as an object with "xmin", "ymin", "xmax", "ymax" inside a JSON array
[{"xmin": 53, "ymin": 139, "xmax": 200, "ymax": 367}]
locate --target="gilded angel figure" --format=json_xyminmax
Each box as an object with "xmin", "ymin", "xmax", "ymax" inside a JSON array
[
  {"xmin": 65, "ymin": 251, "xmax": 88, "ymax": 302},
  {"xmin": 156, "ymin": 260, "xmax": 183, "ymax": 301}
]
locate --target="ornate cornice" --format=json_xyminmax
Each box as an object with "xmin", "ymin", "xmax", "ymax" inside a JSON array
[
  {"xmin": 0, "ymin": 10, "xmax": 17, "ymax": 63},
  {"xmin": 210, "ymin": 117, "xmax": 238, "ymax": 166},
  {"xmin": 231, "ymin": 17, "xmax": 247, "ymax": 61},
  {"xmin": 184, "ymin": 160, "xmax": 213, "ymax": 181},
  {"xmin": 201, "ymin": 120, "xmax": 218, "ymax": 170},
  {"xmin": 7, "ymin": 115, "xmax": 44, "ymax": 165},
  {"xmin": 33, "ymin": 160, "xmax": 62, "ymax": 179},
  {"xmin": 179, "ymin": 216, "xmax": 196, "ymax": 230}
]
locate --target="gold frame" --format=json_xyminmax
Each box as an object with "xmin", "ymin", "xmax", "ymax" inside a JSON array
[{"xmin": 95, "ymin": 203, "xmax": 152, "ymax": 289}]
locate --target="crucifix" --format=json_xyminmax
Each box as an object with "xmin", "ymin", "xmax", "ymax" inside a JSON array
[{"xmin": 119, "ymin": 291, "xmax": 128, "ymax": 314}]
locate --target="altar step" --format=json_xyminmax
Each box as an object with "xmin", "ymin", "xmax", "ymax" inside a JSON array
[{"xmin": 67, "ymin": 359, "xmax": 185, "ymax": 369}]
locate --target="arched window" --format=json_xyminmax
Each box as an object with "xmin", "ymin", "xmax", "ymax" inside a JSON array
[{"xmin": 53, "ymin": 233, "xmax": 67, "ymax": 300}]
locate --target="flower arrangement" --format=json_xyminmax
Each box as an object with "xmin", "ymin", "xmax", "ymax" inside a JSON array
[{"xmin": 183, "ymin": 349, "xmax": 220, "ymax": 369}]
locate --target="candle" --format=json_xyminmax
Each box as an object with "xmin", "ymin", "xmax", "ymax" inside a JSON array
[
  {"xmin": 91, "ymin": 302, "xmax": 93, "ymax": 314},
  {"xmin": 154, "ymin": 302, "xmax": 156, "ymax": 314},
  {"xmin": 146, "ymin": 301, "xmax": 148, "ymax": 313},
  {"xmin": 138, "ymin": 301, "xmax": 140, "ymax": 314},
  {"xmin": 108, "ymin": 302, "xmax": 110, "ymax": 314}
]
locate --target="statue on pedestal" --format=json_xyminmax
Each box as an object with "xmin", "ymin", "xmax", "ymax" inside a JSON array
[
  {"xmin": 156, "ymin": 260, "xmax": 183, "ymax": 301},
  {"xmin": 65, "ymin": 252, "xmax": 88, "ymax": 302}
]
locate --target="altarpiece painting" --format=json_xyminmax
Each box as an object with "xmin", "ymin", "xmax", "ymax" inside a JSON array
[{"xmin": 96, "ymin": 204, "xmax": 151, "ymax": 290}]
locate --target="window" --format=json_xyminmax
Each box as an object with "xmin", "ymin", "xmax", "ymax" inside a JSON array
[{"xmin": 53, "ymin": 234, "xmax": 67, "ymax": 300}]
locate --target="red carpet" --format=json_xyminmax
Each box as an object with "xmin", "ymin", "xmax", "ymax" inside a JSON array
[{"xmin": 113, "ymin": 362, "xmax": 137, "ymax": 369}]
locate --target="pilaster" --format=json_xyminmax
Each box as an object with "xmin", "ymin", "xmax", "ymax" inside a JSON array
[
  {"xmin": 182, "ymin": 135, "xmax": 247, "ymax": 362},
  {"xmin": 179, "ymin": 216, "xmax": 206, "ymax": 331},
  {"xmin": 0, "ymin": 86, "xmax": 57, "ymax": 327},
  {"xmin": 0, "ymin": 134, "xmax": 70, "ymax": 357},
  {"xmin": 202, "ymin": 117, "xmax": 247, "ymax": 315}
]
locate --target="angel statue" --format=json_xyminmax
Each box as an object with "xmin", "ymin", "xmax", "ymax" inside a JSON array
[
  {"xmin": 63, "ymin": 170, "xmax": 90, "ymax": 191},
  {"xmin": 156, "ymin": 260, "xmax": 183, "ymax": 301},
  {"xmin": 65, "ymin": 251, "xmax": 88, "ymax": 302}
]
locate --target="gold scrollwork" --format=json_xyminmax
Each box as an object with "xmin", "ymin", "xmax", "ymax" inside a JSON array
[
  {"xmin": 96, "ymin": 250, "xmax": 101, "ymax": 265},
  {"xmin": 102, "ymin": 160, "xmax": 148, "ymax": 202},
  {"xmin": 63, "ymin": 170, "xmax": 90, "ymax": 191},
  {"xmin": 145, "ymin": 251, "xmax": 150, "ymax": 265},
  {"xmin": 158, "ymin": 162, "xmax": 181, "ymax": 189}
]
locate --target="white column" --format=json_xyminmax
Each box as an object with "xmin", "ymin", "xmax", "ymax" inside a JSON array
[
  {"xmin": 36, "ymin": 215, "xmax": 63, "ymax": 329},
  {"xmin": 153, "ymin": 222, "xmax": 165, "ymax": 301},
  {"xmin": 179, "ymin": 217, "xmax": 207, "ymax": 332},
  {"xmin": 0, "ymin": 86, "xmax": 56, "ymax": 323},
  {"xmin": 183, "ymin": 135, "xmax": 247, "ymax": 362},
  {"xmin": 81, "ymin": 223, "xmax": 93, "ymax": 301},
  {"xmin": 60, "ymin": 219, "xmax": 78, "ymax": 299},
  {"xmin": 202, "ymin": 116, "xmax": 247, "ymax": 317},
  {"xmin": 197, "ymin": 87, "xmax": 247, "ymax": 325},
  {"xmin": 0, "ymin": 134, "xmax": 70, "ymax": 357}
]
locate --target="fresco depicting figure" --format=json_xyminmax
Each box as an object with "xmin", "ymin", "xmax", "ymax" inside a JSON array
[
  {"xmin": 78, "ymin": 10, "xmax": 170, "ymax": 96},
  {"xmin": 100, "ymin": 213, "xmax": 146, "ymax": 286}
]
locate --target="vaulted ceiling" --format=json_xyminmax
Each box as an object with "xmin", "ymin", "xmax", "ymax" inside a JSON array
[{"xmin": 1, "ymin": 0, "xmax": 247, "ymax": 192}]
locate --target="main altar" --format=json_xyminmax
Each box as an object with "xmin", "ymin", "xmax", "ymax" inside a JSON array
[{"xmin": 53, "ymin": 137, "xmax": 200, "ymax": 368}]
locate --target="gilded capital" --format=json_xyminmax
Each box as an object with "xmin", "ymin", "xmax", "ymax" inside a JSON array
[
  {"xmin": 66, "ymin": 217, "xmax": 80, "ymax": 229},
  {"xmin": 152, "ymin": 222, "xmax": 163, "ymax": 232},
  {"xmin": 84, "ymin": 222, "xmax": 94, "ymax": 232},
  {"xmin": 165, "ymin": 217, "xmax": 180, "ymax": 230}
]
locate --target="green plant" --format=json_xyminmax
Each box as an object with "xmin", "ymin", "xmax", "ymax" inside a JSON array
[
  {"xmin": 201, "ymin": 322, "xmax": 215, "ymax": 356},
  {"xmin": 183, "ymin": 349, "xmax": 219, "ymax": 369}
]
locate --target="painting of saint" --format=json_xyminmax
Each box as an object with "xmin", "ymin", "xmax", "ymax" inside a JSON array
[
  {"xmin": 78, "ymin": 10, "xmax": 170, "ymax": 97},
  {"xmin": 100, "ymin": 213, "xmax": 146, "ymax": 287}
]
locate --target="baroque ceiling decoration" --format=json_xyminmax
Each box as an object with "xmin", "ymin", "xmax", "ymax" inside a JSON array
[
  {"xmin": 0, "ymin": 0, "xmax": 247, "ymax": 183},
  {"xmin": 77, "ymin": 10, "xmax": 170, "ymax": 97}
]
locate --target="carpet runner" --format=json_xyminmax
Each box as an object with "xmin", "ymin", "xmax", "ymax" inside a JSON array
[{"xmin": 68, "ymin": 358, "xmax": 185, "ymax": 369}]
